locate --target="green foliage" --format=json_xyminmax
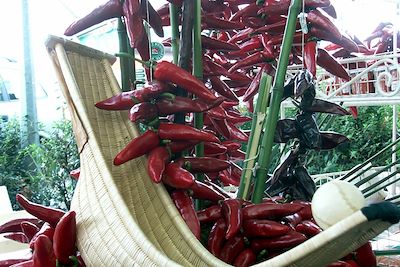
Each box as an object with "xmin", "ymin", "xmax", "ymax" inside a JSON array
[{"xmin": 0, "ymin": 119, "xmax": 79, "ymax": 211}]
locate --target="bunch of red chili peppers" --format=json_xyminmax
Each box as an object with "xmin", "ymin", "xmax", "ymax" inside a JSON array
[{"xmin": 0, "ymin": 194, "xmax": 85, "ymax": 267}]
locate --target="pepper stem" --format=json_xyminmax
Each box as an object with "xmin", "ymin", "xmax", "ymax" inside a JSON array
[
  {"xmin": 237, "ymin": 72, "xmax": 272, "ymax": 200},
  {"xmin": 251, "ymin": 0, "xmax": 302, "ymax": 204}
]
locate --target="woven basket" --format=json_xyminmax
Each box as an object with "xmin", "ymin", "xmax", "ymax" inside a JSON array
[{"xmin": 46, "ymin": 35, "xmax": 394, "ymax": 267}]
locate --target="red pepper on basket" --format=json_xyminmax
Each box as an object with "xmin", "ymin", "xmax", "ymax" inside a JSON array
[
  {"xmin": 53, "ymin": 211, "xmax": 77, "ymax": 265},
  {"xmin": 233, "ymin": 248, "xmax": 257, "ymax": 267},
  {"xmin": 147, "ymin": 146, "xmax": 170, "ymax": 183},
  {"xmin": 208, "ymin": 218, "xmax": 227, "ymax": 257},
  {"xmin": 162, "ymin": 162, "xmax": 195, "ymax": 189},
  {"xmin": 189, "ymin": 180, "xmax": 226, "ymax": 202},
  {"xmin": 219, "ymin": 234, "xmax": 246, "ymax": 264},
  {"xmin": 242, "ymin": 202, "xmax": 304, "ymax": 220},
  {"xmin": 113, "ymin": 129, "xmax": 160, "ymax": 166},
  {"xmin": 64, "ymin": 0, "xmax": 123, "ymax": 36},
  {"xmin": 221, "ymin": 199, "xmax": 243, "ymax": 240},
  {"xmin": 158, "ymin": 123, "xmax": 220, "ymax": 143},
  {"xmin": 304, "ymin": 41, "xmax": 318, "ymax": 78},
  {"xmin": 154, "ymin": 61, "xmax": 217, "ymax": 102},
  {"xmin": 197, "ymin": 205, "xmax": 222, "ymax": 224},
  {"xmin": 242, "ymin": 219, "xmax": 291, "ymax": 238},
  {"xmin": 171, "ymin": 190, "xmax": 201, "ymax": 239},
  {"xmin": 29, "ymin": 223, "xmax": 55, "ymax": 250},
  {"xmin": 16, "ymin": 194, "xmax": 65, "ymax": 228},
  {"xmin": 33, "ymin": 235, "xmax": 56, "ymax": 267},
  {"xmin": 251, "ymin": 231, "xmax": 307, "ymax": 252}
]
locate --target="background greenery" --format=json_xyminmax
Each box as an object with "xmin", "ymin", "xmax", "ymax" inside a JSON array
[{"xmin": 0, "ymin": 119, "xmax": 79, "ymax": 211}]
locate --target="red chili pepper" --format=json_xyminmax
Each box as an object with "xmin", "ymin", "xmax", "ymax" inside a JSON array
[
  {"xmin": 307, "ymin": 9, "xmax": 341, "ymax": 41},
  {"xmin": 230, "ymin": 3, "xmax": 259, "ymax": 21},
  {"xmin": 113, "ymin": 130, "xmax": 160, "ymax": 166},
  {"xmin": 221, "ymin": 199, "xmax": 243, "ymax": 240},
  {"xmin": 295, "ymin": 220, "xmax": 322, "ymax": 237},
  {"xmin": 355, "ymin": 242, "xmax": 376, "ymax": 267},
  {"xmin": 122, "ymin": 0, "xmax": 145, "ymax": 49},
  {"xmin": 64, "ymin": 0, "xmax": 123, "ymax": 36},
  {"xmin": 176, "ymin": 157, "xmax": 230, "ymax": 173},
  {"xmin": 53, "ymin": 211, "xmax": 77, "ymax": 265},
  {"xmin": 33, "ymin": 235, "xmax": 56, "ymax": 267},
  {"xmin": 282, "ymin": 212, "xmax": 303, "ymax": 228},
  {"xmin": 228, "ymin": 50, "xmax": 274, "ymax": 73},
  {"xmin": 157, "ymin": 96, "xmax": 224, "ymax": 115},
  {"xmin": 304, "ymin": 41, "xmax": 318, "ymax": 78},
  {"xmin": 208, "ymin": 219, "xmax": 227, "ymax": 257},
  {"xmin": 233, "ymin": 248, "xmax": 257, "ymax": 267},
  {"xmin": 219, "ymin": 170, "xmax": 240, "ymax": 186},
  {"xmin": 154, "ymin": 61, "xmax": 217, "ymax": 102},
  {"xmin": 16, "ymin": 194, "xmax": 65, "ymax": 228},
  {"xmin": 21, "ymin": 221, "xmax": 40, "ymax": 242},
  {"xmin": 197, "ymin": 205, "xmax": 222, "ymax": 224},
  {"xmin": 202, "ymin": 15, "xmax": 245, "ymax": 30},
  {"xmin": 317, "ymin": 48, "xmax": 351, "ymax": 81},
  {"xmin": 147, "ymin": 146, "xmax": 171, "ymax": 183},
  {"xmin": 95, "ymin": 83, "xmax": 169, "ymax": 110},
  {"xmin": 310, "ymin": 26, "xmax": 359, "ymax": 53},
  {"xmin": 165, "ymin": 140, "xmax": 198, "ymax": 154},
  {"xmin": 3, "ymin": 232, "xmax": 29, "ymax": 243},
  {"xmin": 243, "ymin": 219, "xmax": 291, "ymax": 238},
  {"xmin": 158, "ymin": 122, "xmax": 220, "ymax": 143},
  {"xmin": 189, "ymin": 180, "xmax": 226, "ymax": 202},
  {"xmin": 226, "ymin": 121, "xmax": 249, "ymax": 142},
  {"xmin": 242, "ymin": 64, "xmax": 267, "ymax": 102},
  {"xmin": 219, "ymin": 234, "xmax": 245, "ymax": 264},
  {"xmin": 204, "ymin": 142, "xmax": 228, "ymax": 156},
  {"xmin": 170, "ymin": 190, "xmax": 200, "ymax": 239},
  {"xmin": 203, "ymin": 180, "xmax": 232, "ymax": 199},
  {"xmin": 226, "ymin": 110, "xmax": 252, "ymax": 125},
  {"xmin": 222, "ymin": 140, "xmax": 241, "ymax": 152},
  {"xmin": 251, "ymin": 231, "xmax": 307, "ymax": 252},
  {"xmin": 228, "ymin": 28, "xmax": 254, "ymax": 44},
  {"xmin": 69, "ymin": 168, "xmax": 80, "ymax": 180},
  {"xmin": 202, "ymin": 35, "xmax": 240, "ymax": 51},
  {"xmin": 0, "ymin": 218, "xmax": 42, "ymax": 234},
  {"xmin": 129, "ymin": 102, "xmax": 159, "ymax": 123},
  {"xmin": 209, "ymin": 77, "xmax": 239, "ymax": 102},
  {"xmin": 156, "ymin": 3, "xmax": 169, "ymax": 18},
  {"xmin": 0, "ymin": 258, "xmax": 33, "ymax": 267},
  {"xmin": 242, "ymin": 202, "xmax": 304, "ymax": 220},
  {"xmin": 228, "ymin": 149, "xmax": 246, "ymax": 162},
  {"xmin": 139, "ymin": 0, "xmax": 164, "ymax": 37},
  {"xmin": 162, "ymin": 162, "xmax": 195, "ymax": 189},
  {"xmin": 29, "ymin": 223, "xmax": 55, "ymax": 250},
  {"xmin": 8, "ymin": 259, "xmax": 34, "ymax": 267}
]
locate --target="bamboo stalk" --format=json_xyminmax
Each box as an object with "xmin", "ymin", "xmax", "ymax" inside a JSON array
[
  {"xmin": 346, "ymin": 162, "xmax": 373, "ymax": 183},
  {"xmin": 117, "ymin": 18, "xmax": 130, "ymax": 92},
  {"xmin": 169, "ymin": 3, "xmax": 180, "ymax": 64},
  {"xmin": 363, "ymin": 169, "xmax": 400, "ymax": 198},
  {"xmin": 355, "ymin": 158, "xmax": 400, "ymax": 187},
  {"xmin": 251, "ymin": 0, "xmax": 302, "ymax": 204},
  {"xmin": 237, "ymin": 73, "xmax": 272, "ymax": 200}
]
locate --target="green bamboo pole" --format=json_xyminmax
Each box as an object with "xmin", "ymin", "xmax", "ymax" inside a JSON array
[
  {"xmin": 251, "ymin": 0, "xmax": 302, "ymax": 204},
  {"xmin": 117, "ymin": 18, "xmax": 130, "ymax": 92},
  {"xmin": 355, "ymin": 158, "xmax": 400, "ymax": 187},
  {"xmin": 237, "ymin": 73, "xmax": 272, "ymax": 200},
  {"xmin": 362, "ymin": 168, "xmax": 400, "ymax": 198},
  {"xmin": 169, "ymin": 4, "xmax": 180, "ymax": 64},
  {"xmin": 193, "ymin": 0, "xmax": 204, "ymax": 160}
]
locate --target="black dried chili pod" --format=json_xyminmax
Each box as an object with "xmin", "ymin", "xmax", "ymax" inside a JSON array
[
  {"xmin": 303, "ymin": 98, "xmax": 351, "ymax": 116},
  {"xmin": 292, "ymin": 166, "xmax": 316, "ymax": 202},
  {"xmin": 274, "ymin": 119, "xmax": 298, "ymax": 143},
  {"xmin": 295, "ymin": 112, "xmax": 321, "ymax": 149},
  {"xmin": 320, "ymin": 131, "xmax": 349, "ymax": 150},
  {"xmin": 294, "ymin": 70, "xmax": 314, "ymax": 98},
  {"xmin": 299, "ymin": 83, "xmax": 316, "ymax": 110}
]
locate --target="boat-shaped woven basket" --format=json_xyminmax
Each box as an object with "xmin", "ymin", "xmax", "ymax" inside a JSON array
[{"xmin": 46, "ymin": 35, "xmax": 395, "ymax": 267}]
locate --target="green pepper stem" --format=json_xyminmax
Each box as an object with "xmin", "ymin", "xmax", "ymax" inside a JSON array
[
  {"xmin": 237, "ymin": 73, "xmax": 272, "ymax": 200},
  {"xmin": 251, "ymin": 0, "xmax": 302, "ymax": 204}
]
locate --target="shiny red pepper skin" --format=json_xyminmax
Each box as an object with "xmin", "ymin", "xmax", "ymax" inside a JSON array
[
  {"xmin": 33, "ymin": 235, "xmax": 56, "ymax": 267},
  {"xmin": 243, "ymin": 64, "xmax": 267, "ymax": 102},
  {"xmin": 355, "ymin": 242, "xmax": 376, "ymax": 267},
  {"xmin": 222, "ymin": 140, "xmax": 241, "ymax": 152},
  {"xmin": 171, "ymin": 190, "xmax": 200, "ymax": 239},
  {"xmin": 154, "ymin": 61, "xmax": 217, "ymax": 102},
  {"xmin": 203, "ymin": 180, "xmax": 232, "ymax": 199},
  {"xmin": 228, "ymin": 50, "xmax": 274, "ymax": 73},
  {"xmin": 158, "ymin": 123, "xmax": 220, "ymax": 143},
  {"xmin": 201, "ymin": 35, "xmax": 240, "ymax": 51},
  {"xmin": 228, "ymin": 28, "xmax": 253, "ymax": 44},
  {"xmin": 317, "ymin": 48, "xmax": 351, "ymax": 81},
  {"xmin": 3, "ymin": 232, "xmax": 29, "ymax": 243},
  {"xmin": 233, "ymin": 248, "xmax": 257, "ymax": 267},
  {"xmin": 113, "ymin": 130, "xmax": 160, "ymax": 166},
  {"xmin": 64, "ymin": 0, "xmax": 123, "ymax": 36},
  {"xmin": 222, "ymin": 199, "xmax": 243, "ymax": 240},
  {"xmin": 202, "ymin": 15, "xmax": 245, "ymax": 30},
  {"xmin": 162, "ymin": 162, "xmax": 195, "ymax": 189},
  {"xmin": 219, "ymin": 235, "xmax": 245, "ymax": 264},
  {"xmin": 230, "ymin": 3, "xmax": 259, "ymax": 21},
  {"xmin": 207, "ymin": 219, "xmax": 227, "ymax": 257},
  {"xmin": 219, "ymin": 170, "xmax": 240, "ymax": 186},
  {"xmin": 226, "ymin": 121, "xmax": 249, "ymax": 142},
  {"xmin": 242, "ymin": 202, "xmax": 304, "ymax": 220},
  {"xmin": 189, "ymin": 180, "xmax": 226, "ymax": 202},
  {"xmin": 147, "ymin": 146, "xmax": 170, "ymax": 183},
  {"xmin": 304, "ymin": 41, "xmax": 318, "ymax": 78},
  {"xmin": 69, "ymin": 168, "xmax": 80, "ymax": 180},
  {"xmin": 209, "ymin": 77, "xmax": 239, "ymax": 102},
  {"xmin": 166, "ymin": 140, "xmax": 198, "ymax": 154},
  {"xmin": 53, "ymin": 211, "xmax": 77, "ymax": 264},
  {"xmin": 307, "ymin": 9, "xmax": 341, "ymax": 42},
  {"xmin": 203, "ymin": 142, "xmax": 228, "ymax": 156},
  {"xmin": 251, "ymin": 231, "xmax": 307, "ymax": 252},
  {"xmin": 197, "ymin": 205, "xmax": 222, "ymax": 224},
  {"xmin": 122, "ymin": 0, "xmax": 144, "ymax": 48},
  {"xmin": 295, "ymin": 220, "xmax": 322, "ymax": 237},
  {"xmin": 139, "ymin": 0, "xmax": 164, "ymax": 37},
  {"xmin": 157, "ymin": 96, "xmax": 224, "ymax": 115},
  {"xmin": 0, "ymin": 218, "xmax": 42, "ymax": 234},
  {"xmin": 16, "ymin": 194, "xmax": 65, "ymax": 228},
  {"xmin": 21, "ymin": 221, "xmax": 40, "ymax": 241},
  {"xmin": 29, "ymin": 223, "xmax": 55, "ymax": 250},
  {"xmin": 176, "ymin": 157, "xmax": 230, "ymax": 173},
  {"xmin": 129, "ymin": 102, "xmax": 159, "ymax": 123},
  {"xmin": 243, "ymin": 219, "xmax": 291, "ymax": 238}
]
